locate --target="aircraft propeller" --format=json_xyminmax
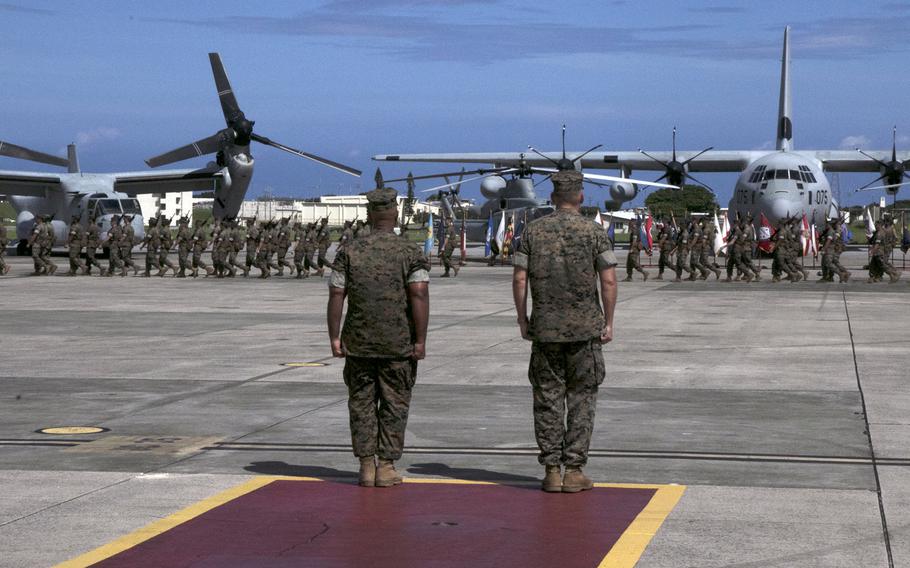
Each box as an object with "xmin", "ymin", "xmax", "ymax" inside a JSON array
[
  {"xmin": 854, "ymin": 126, "xmax": 910, "ymax": 194},
  {"xmin": 0, "ymin": 140, "xmax": 69, "ymax": 168},
  {"xmin": 637, "ymin": 127, "xmax": 716, "ymax": 192},
  {"xmin": 146, "ymin": 53, "xmax": 361, "ymax": 177}
]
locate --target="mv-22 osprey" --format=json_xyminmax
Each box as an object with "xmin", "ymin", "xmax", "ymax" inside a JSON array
[
  {"xmin": 374, "ymin": 27, "xmax": 910, "ymax": 228},
  {"xmin": 0, "ymin": 53, "xmax": 360, "ymax": 254}
]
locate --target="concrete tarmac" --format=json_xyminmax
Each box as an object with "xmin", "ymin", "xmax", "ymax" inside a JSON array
[{"xmin": 0, "ymin": 251, "xmax": 907, "ymax": 567}]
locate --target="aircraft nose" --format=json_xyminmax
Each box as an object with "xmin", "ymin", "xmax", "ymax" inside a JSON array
[{"xmin": 769, "ymin": 199, "xmax": 796, "ymax": 223}]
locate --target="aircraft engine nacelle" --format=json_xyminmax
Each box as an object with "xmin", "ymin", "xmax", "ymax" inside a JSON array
[
  {"xmin": 609, "ymin": 182, "xmax": 638, "ymax": 203},
  {"xmin": 480, "ymin": 176, "xmax": 507, "ymax": 199},
  {"xmin": 15, "ymin": 210, "xmax": 36, "ymax": 241}
]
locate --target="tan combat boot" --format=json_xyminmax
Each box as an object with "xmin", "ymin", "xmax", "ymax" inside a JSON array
[
  {"xmin": 542, "ymin": 465, "xmax": 562, "ymax": 493},
  {"xmin": 358, "ymin": 456, "xmax": 376, "ymax": 488},
  {"xmin": 562, "ymin": 467, "xmax": 594, "ymax": 493},
  {"xmin": 375, "ymin": 459, "xmax": 402, "ymax": 487}
]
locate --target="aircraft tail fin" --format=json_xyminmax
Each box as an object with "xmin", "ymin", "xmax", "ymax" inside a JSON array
[
  {"xmin": 776, "ymin": 26, "xmax": 793, "ymax": 151},
  {"xmin": 67, "ymin": 143, "xmax": 80, "ymax": 173}
]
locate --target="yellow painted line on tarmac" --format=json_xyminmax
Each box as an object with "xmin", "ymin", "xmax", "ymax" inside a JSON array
[
  {"xmin": 597, "ymin": 483, "xmax": 686, "ymax": 568},
  {"xmin": 37, "ymin": 426, "xmax": 108, "ymax": 435},
  {"xmin": 54, "ymin": 476, "xmax": 320, "ymax": 568}
]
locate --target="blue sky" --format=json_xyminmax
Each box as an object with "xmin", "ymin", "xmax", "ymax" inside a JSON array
[{"xmin": 2, "ymin": 0, "xmax": 910, "ymax": 207}]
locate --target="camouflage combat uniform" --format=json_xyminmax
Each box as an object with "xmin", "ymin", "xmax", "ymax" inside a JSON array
[
  {"xmin": 66, "ymin": 219, "xmax": 86, "ymax": 275},
  {"xmin": 105, "ymin": 218, "xmax": 124, "ymax": 276},
  {"xmin": 514, "ymin": 206, "xmax": 616, "ymax": 468},
  {"xmin": 330, "ymin": 220, "xmax": 430, "ymax": 462},
  {"xmin": 688, "ymin": 223, "xmax": 708, "ymax": 280},
  {"xmin": 625, "ymin": 223, "xmax": 649, "ymax": 281},
  {"xmin": 84, "ymin": 220, "xmax": 105, "ymax": 276},
  {"xmin": 274, "ymin": 219, "xmax": 293, "ymax": 276},
  {"xmin": 0, "ymin": 225, "xmax": 9, "ymax": 275},
  {"xmin": 120, "ymin": 218, "xmax": 138, "ymax": 274},
  {"xmin": 227, "ymin": 221, "xmax": 246, "ymax": 276},
  {"xmin": 316, "ymin": 220, "xmax": 331, "ymax": 271},
  {"xmin": 191, "ymin": 224, "xmax": 212, "ymax": 276},
  {"xmin": 869, "ymin": 220, "xmax": 899, "ymax": 283},
  {"xmin": 441, "ymin": 221, "xmax": 459, "ymax": 277},
  {"xmin": 673, "ymin": 227, "xmax": 692, "ymax": 281},
  {"xmin": 292, "ymin": 225, "xmax": 309, "ymax": 278},
  {"xmin": 654, "ymin": 223, "xmax": 672, "ymax": 280},
  {"xmin": 158, "ymin": 220, "xmax": 177, "ymax": 276},
  {"xmin": 244, "ymin": 220, "xmax": 260, "ymax": 276},
  {"xmin": 175, "ymin": 220, "xmax": 192, "ymax": 277},
  {"xmin": 142, "ymin": 219, "xmax": 162, "ymax": 276}
]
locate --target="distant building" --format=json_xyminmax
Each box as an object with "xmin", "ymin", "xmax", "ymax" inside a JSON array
[
  {"xmin": 136, "ymin": 192, "xmax": 195, "ymax": 226},
  {"xmin": 239, "ymin": 195, "xmax": 439, "ymax": 225}
]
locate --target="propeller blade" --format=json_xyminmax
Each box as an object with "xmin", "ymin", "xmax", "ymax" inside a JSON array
[
  {"xmin": 209, "ymin": 53, "xmax": 242, "ymax": 124},
  {"xmin": 533, "ymin": 175, "xmax": 553, "ymax": 188},
  {"xmin": 857, "ymin": 148, "xmax": 890, "ymax": 170},
  {"xmin": 419, "ymin": 174, "xmax": 491, "ymax": 193},
  {"xmin": 855, "ymin": 180, "xmax": 910, "ymax": 192},
  {"xmin": 250, "ymin": 133, "xmax": 361, "ymax": 177},
  {"xmin": 682, "ymin": 171, "xmax": 718, "ymax": 193},
  {"xmin": 681, "ymin": 146, "xmax": 715, "ymax": 166},
  {"xmin": 570, "ymin": 144, "xmax": 604, "ymax": 166},
  {"xmin": 386, "ymin": 167, "xmax": 510, "ymax": 184},
  {"xmin": 856, "ymin": 173, "xmax": 888, "ymax": 192},
  {"xmin": 637, "ymin": 149, "xmax": 670, "ymax": 168},
  {"xmin": 533, "ymin": 167, "xmax": 679, "ymax": 189},
  {"xmin": 145, "ymin": 132, "xmax": 223, "ymax": 168},
  {"xmin": 0, "ymin": 140, "xmax": 69, "ymax": 168},
  {"xmin": 527, "ymin": 146, "xmax": 561, "ymax": 168},
  {"xmin": 582, "ymin": 178, "xmax": 612, "ymax": 188}
]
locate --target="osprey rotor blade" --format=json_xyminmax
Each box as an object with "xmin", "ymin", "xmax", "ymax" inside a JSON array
[
  {"xmin": 420, "ymin": 174, "xmax": 492, "ymax": 193},
  {"xmin": 209, "ymin": 53, "xmax": 242, "ymax": 124},
  {"xmin": 145, "ymin": 132, "xmax": 223, "ymax": 168},
  {"xmin": 0, "ymin": 140, "xmax": 69, "ymax": 168},
  {"xmin": 386, "ymin": 167, "xmax": 513, "ymax": 184},
  {"xmin": 530, "ymin": 167, "xmax": 679, "ymax": 189},
  {"xmin": 250, "ymin": 133, "xmax": 361, "ymax": 177}
]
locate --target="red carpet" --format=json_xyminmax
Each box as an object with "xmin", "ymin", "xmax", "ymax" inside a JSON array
[{"xmin": 93, "ymin": 480, "xmax": 657, "ymax": 568}]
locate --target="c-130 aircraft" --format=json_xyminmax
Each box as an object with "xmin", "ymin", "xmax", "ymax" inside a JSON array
[
  {"xmin": 374, "ymin": 27, "xmax": 909, "ymax": 227},
  {"xmin": 0, "ymin": 53, "xmax": 360, "ymax": 254}
]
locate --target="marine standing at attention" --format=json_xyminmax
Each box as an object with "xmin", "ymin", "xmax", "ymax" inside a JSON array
[
  {"xmin": 512, "ymin": 170, "xmax": 617, "ymax": 493},
  {"xmin": 327, "ymin": 187, "xmax": 430, "ymax": 489}
]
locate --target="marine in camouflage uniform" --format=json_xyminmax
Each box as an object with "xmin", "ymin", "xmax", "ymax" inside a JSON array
[
  {"xmin": 820, "ymin": 219, "xmax": 850, "ymax": 283},
  {"xmin": 654, "ymin": 220, "xmax": 673, "ymax": 280},
  {"xmin": 157, "ymin": 217, "xmax": 177, "ymax": 277},
  {"xmin": 66, "ymin": 215, "xmax": 87, "ymax": 276},
  {"xmin": 40, "ymin": 216, "xmax": 58, "ymax": 275},
  {"xmin": 191, "ymin": 221, "xmax": 214, "ymax": 277},
  {"xmin": 244, "ymin": 218, "xmax": 260, "ymax": 277},
  {"xmin": 726, "ymin": 215, "xmax": 759, "ymax": 282},
  {"xmin": 120, "ymin": 216, "xmax": 138, "ymax": 275},
  {"xmin": 175, "ymin": 217, "xmax": 192, "ymax": 277},
  {"xmin": 869, "ymin": 216, "xmax": 900, "ymax": 283},
  {"xmin": 441, "ymin": 217, "xmax": 460, "ymax": 277},
  {"xmin": 256, "ymin": 221, "xmax": 277, "ymax": 278},
  {"xmin": 771, "ymin": 219, "xmax": 798, "ymax": 282},
  {"xmin": 84, "ymin": 216, "xmax": 105, "ymax": 276},
  {"xmin": 292, "ymin": 223, "xmax": 310, "ymax": 279},
  {"xmin": 0, "ymin": 225, "xmax": 10, "ymax": 276},
  {"xmin": 28, "ymin": 216, "xmax": 51, "ymax": 275},
  {"xmin": 688, "ymin": 220, "xmax": 709, "ymax": 280},
  {"xmin": 226, "ymin": 219, "xmax": 247, "ymax": 277},
  {"xmin": 328, "ymin": 187, "xmax": 430, "ymax": 488},
  {"xmin": 699, "ymin": 220, "xmax": 722, "ymax": 279},
  {"xmin": 624, "ymin": 220, "xmax": 650, "ymax": 281},
  {"xmin": 105, "ymin": 215, "xmax": 125, "ymax": 277},
  {"xmin": 210, "ymin": 220, "xmax": 226, "ymax": 277},
  {"xmin": 274, "ymin": 218, "xmax": 293, "ymax": 276},
  {"xmin": 673, "ymin": 223, "xmax": 692, "ymax": 282},
  {"xmin": 513, "ymin": 170, "xmax": 616, "ymax": 493},
  {"xmin": 315, "ymin": 218, "xmax": 332, "ymax": 275},
  {"xmin": 142, "ymin": 216, "xmax": 162, "ymax": 277}
]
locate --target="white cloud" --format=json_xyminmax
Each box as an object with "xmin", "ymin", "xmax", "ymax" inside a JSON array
[
  {"xmin": 839, "ymin": 135, "xmax": 870, "ymax": 150},
  {"xmin": 74, "ymin": 127, "xmax": 121, "ymax": 148},
  {"xmin": 754, "ymin": 140, "xmax": 774, "ymax": 151}
]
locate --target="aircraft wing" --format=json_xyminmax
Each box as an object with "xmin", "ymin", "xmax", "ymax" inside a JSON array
[
  {"xmin": 0, "ymin": 170, "xmax": 63, "ymax": 198},
  {"xmin": 806, "ymin": 150, "xmax": 910, "ymax": 173},
  {"xmin": 113, "ymin": 167, "xmax": 224, "ymax": 195},
  {"xmin": 374, "ymin": 151, "xmax": 764, "ymax": 173}
]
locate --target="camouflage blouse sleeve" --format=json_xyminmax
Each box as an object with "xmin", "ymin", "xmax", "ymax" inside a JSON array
[
  {"xmin": 328, "ymin": 249, "xmax": 348, "ymax": 289},
  {"xmin": 594, "ymin": 226, "xmax": 618, "ymax": 271},
  {"xmin": 407, "ymin": 245, "xmax": 431, "ymax": 284},
  {"xmin": 513, "ymin": 226, "xmax": 531, "ymax": 269}
]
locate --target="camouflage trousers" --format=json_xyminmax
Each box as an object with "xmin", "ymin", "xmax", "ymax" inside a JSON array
[
  {"xmin": 85, "ymin": 249, "xmax": 104, "ymax": 273},
  {"xmin": 317, "ymin": 246, "xmax": 330, "ymax": 269},
  {"xmin": 657, "ymin": 249, "xmax": 671, "ymax": 275},
  {"xmin": 343, "ymin": 356, "xmax": 417, "ymax": 461},
  {"xmin": 276, "ymin": 246, "xmax": 292, "ymax": 271},
  {"xmin": 68, "ymin": 247, "xmax": 85, "ymax": 274},
  {"xmin": 870, "ymin": 254, "xmax": 898, "ymax": 280},
  {"xmin": 626, "ymin": 252, "xmax": 644, "ymax": 276},
  {"xmin": 528, "ymin": 339, "xmax": 605, "ymax": 467},
  {"xmin": 145, "ymin": 249, "xmax": 161, "ymax": 274},
  {"xmin": 120, "ymin": 247, "xmax": 137, "ymax": 270},
  {"xmin": 159, "ymin": 250, "xmax": 177, "ymax": 272},
  {"xmin": 675, "ymin": 250, "xmax": 691, "ymax": 279},
  {"xmin": 178, "ymin": 246, "xmax": 191, "ymax": 272},
  {"xmin": 0, "ymin": 250, "xmax": 7, "ymax": 274},
  {"xmin": 731, "ymin": 247, "xmax": 757, "ymax": 278},
  {"xmin": 228, "ymin": 250, "xmax": 245, "ymax": 273},
  {"xmin": 192, "ymin": 248, "xmax": 209, "ymax": 270},
  {"xmin": 442, "ymin": 247, "xmax": 457, "ymax": 272},
  {"xmin": 108, "ymin": 245, "xmax": 122, "ymax": 271}
]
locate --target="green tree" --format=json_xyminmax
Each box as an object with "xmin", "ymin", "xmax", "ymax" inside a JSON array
[{"xmin": 644, "ymin": 184, "xmax": 719, "ymax": 217}]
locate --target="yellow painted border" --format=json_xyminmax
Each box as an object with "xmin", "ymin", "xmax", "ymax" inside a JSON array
[
  {"xmin": 56, "ymin": 477, "xmax": 684, "ymax": 568},
  {"xmin": 597, "ymin": 483, "xmax": 686, "ymax": 568}
]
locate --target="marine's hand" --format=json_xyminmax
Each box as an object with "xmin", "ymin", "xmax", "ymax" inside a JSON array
[
  {"xmin": 600, "ymin": 324, "xmax": 613, "ymax": 344},
  {"xmin": 518, "ymin": 317, "xmax": 531, "ymax": 341},
  {"xmin": 330, "ymin": 338, "xmax": 346, "ymax": 358},
  {"xmin": 412, "ymin": 342, "xmax": 426, "ymax": 360}
]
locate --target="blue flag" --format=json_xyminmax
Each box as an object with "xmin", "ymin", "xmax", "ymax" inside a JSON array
[
  {"xmin": 484, "ymin": 212, "xmax": 493, "ymax": 257},
  {"xmin": 424, "ymin": 212, "xmax": 434, "ymax": 257},
  {"xmin": 607, "ymin": 221, "xmax": 615, "ymax": 246},
  {"xmin": 512, "ymin": 212, "xmax": 526, "ymax": 253},
  {"xmin": 842, "ymin": 224, "xmax": 852, "ymax": 244}
]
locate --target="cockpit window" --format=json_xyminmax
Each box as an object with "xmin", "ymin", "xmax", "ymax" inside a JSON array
[
  {"xmin": 120, "ymin": 199, "xmax": 141, "ymax": 214},
  {"xmin": 98, "ymin": 199, "xmax": 122, "ymax": 214}
]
